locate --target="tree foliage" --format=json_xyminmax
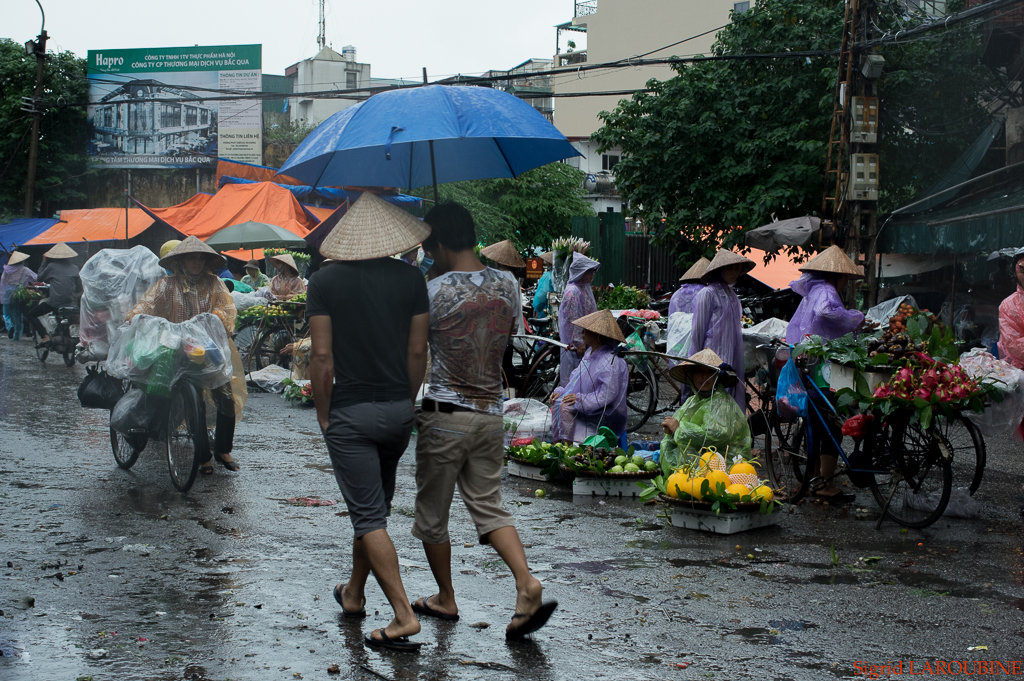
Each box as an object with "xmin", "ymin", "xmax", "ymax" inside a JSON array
[
  {"xmin": 414, "ymin": 162, "xmax": 594, "ymax": 252},
  {"xmin": 592, "ymin": 0, "xmax": 1004, "ymax": 263},
  {"xmin": 0, "ymin": 39, "xmax": 89, "ymax": 219}
]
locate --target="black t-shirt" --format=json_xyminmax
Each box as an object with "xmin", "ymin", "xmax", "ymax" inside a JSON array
[{"xmin": 306, "ymin": 258, "xmax": 429, "ymax": 409}]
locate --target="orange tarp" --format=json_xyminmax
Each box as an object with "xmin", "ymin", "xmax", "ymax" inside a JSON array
[
  {"xmin": 215, "ymin": 159, "xmax": 304, "ymax": 187},
  {"xmin": 27, "ymin": 208, "xmax": 154, "ymax": 245},
  {"xmin": 304, "ymin": 205, "xmax": 336, "ymax": 222},
  {"xmin": 146, "ymin": 193, "xmax": 214, "ymax": 228},
  {"xmin": 152, "ymin": 182, "xmax": 317, "ymax": 240},
  {"xmin": 739, "ymin": 247, "xmax": 803, "ymax": 290}
]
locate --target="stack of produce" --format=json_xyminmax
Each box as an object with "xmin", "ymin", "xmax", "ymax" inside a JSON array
[
  {"xmin": 563, "ymin": 445, "xmax": 659, "ymax": 474},
  {"xmin": 638, "ymin": 446, "xmax": 777, "ymax": 515}
]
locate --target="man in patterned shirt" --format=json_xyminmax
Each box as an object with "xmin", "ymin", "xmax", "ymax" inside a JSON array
[{"xmin": 410, "ymin": 202, "xmax": 557, "ymax": 639}]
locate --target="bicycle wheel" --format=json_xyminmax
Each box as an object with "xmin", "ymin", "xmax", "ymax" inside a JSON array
[
  {"xmin": 166, "ymin": 382, "xmax": 203, "ymax": 493},
  {"xmin": 625, "ymin": 364, "xmax": 656, "ymax": 433},
  {"xmin": 930, "ymin": 414, "xmax": 985, "ymax": 496},
  {"xmin": 251, "ymin": 326, "xmax": 294, "ymax": 371},
  {"xmin": 34, "ymin": 328, "xmax": 49, "ymax": 363},
  {"xmin": 234, "ymin": 321, "xmax": 261, "ymax": 370},
  {"xmin": 869, "ymin": 420, "xmax": 953, "ymax": 528},
  {"xmin": 110, "ymin": 425, "xmax": 146, "ymax": 470},
  {"xmin": 522, "ymin": 345, "xmax": 559, "ymax": 401},
  {"xmin": 651, "ymin": 355, "xmax": 682, "ymax": 414}
]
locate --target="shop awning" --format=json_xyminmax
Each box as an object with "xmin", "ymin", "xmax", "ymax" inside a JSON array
[
  {"xmin": 0, "ymin": 218, "xmax": 60, "ymax": 249},
  {"xmin": 26, "ymin": 208, "xmax": 153, "ymax": 245}
]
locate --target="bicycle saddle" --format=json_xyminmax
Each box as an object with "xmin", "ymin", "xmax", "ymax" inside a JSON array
[{"xmin": 527, "ymin": 317, "xmax": 552, "ymax": 327}]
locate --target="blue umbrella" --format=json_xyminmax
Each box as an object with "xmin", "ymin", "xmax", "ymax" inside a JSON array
[{"xmin": 278, "ymin": 85, "xmax": 583, "ymax": 202}]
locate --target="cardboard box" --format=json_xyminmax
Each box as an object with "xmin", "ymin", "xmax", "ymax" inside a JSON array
[
  {"xmin": 668, "ymin": 506, "xmax": 782, "ymax": 534},
  {"xmin": 506, "ymin": 460, "xmax": 547, "ymax": 482},
  {"xmin": 572, "ymin": 477, "xmax": 647, "ymax": 497}
]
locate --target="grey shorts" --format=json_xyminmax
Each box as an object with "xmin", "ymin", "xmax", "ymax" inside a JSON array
[
  {"xmin": 412, "ymin": 409, "xmax": 514, "ymax": 545},
  {"xmin": 323, "ymin": 400, "xmax": 415, "ymax": 538}
]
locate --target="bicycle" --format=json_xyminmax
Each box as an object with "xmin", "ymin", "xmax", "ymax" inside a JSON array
[
  {"xmin": 507, "ymin": 316, "xmax": 564, "ymax": 401},
  {"xmin": 239, "ymin": 301, "xmax": 307, "ymax": 373}
]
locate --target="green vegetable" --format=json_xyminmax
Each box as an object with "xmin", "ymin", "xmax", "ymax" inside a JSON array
[
  {"xmin": 644, "ymin": 460, "xmax": 658, "ymax": 471},
  {"xmin": 624, "ymin": 463, "xmax": 640, "ymax": 473},
  {"xmin": 609, "ymin": 465, "xmax": 624, "ymax": 473},
  {"xmin": 614, "ymin": 455, "xmax": 628, "ymax": 466},
  {"xmin": 630, "ymin": 455, "xmax": 645, "ymax": 468}
]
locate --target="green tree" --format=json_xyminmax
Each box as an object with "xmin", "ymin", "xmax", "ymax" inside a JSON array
[
  {"xmin": 414, "ymin": 162, "xmax": 594, "ymax": 252},
  {"xmin": 0, "ymin": 39, "xmax": 90, "ymax": 219},
  {"xmin": 592, "ymin": 0, "xmax": 1003, "ymax": 263}
]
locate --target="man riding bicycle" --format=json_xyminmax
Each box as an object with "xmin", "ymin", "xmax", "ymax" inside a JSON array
[
  {"xmin": 126, "ymin": 236, "xmax": 246, "ymax": 475},
  {"xmin": 26, "ymin": 243, "xmax": 81, "ymax": 348}
]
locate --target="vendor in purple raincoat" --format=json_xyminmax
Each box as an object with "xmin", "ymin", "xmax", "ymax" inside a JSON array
[
  {"xmin": 666, "ymin": 257, "xmax": 710, "ymax": 360},
  {"xmin": 2, "ymin": 252, "xmax": 37, "ymax": 341},
  {"xmin": 689, "ymin": 249, "xmax": 755, "ymax": 411},
  {"xmin": 558, "ymin": 252, "xmax": 600, "ymax": 386},
  {"xmin": 785, "ymin": 245, "xmax": 867, "ymax": 344},
  {"xmin": 550, "ymin": 309, "xmax": 629, "ymax": 442}
]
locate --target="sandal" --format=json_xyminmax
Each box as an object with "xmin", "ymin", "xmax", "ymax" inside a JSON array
[
  {"xmin": 412, "ymin": 596, "xmax": 459, "ymax": 621},
  {"xmin": 200, "ymin": 463, "xmax": 214, "ymax": 475},
  {"xmin": 364, "ymin": 629, "xmax": 422, "ymax": 652},
  {"xmin": 506, "ymin": 601, "xmax": 558, "ymax": 639},
  {"xmin": 334, "ymin": 583, "xmax": 366, "ymax": 618},
  {"xmin": 215, "ymin": 453, "xmax": 240, "ymax": 472}
]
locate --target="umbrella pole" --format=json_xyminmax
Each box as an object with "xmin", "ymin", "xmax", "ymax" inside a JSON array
[{"xmin": 429, "ymin": 140, "xmax": 439, "ymax": 206}]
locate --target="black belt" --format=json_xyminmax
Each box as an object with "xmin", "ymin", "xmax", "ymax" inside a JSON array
[{"xmin": 422, "ymin": 398, "xmax": 474, "ymax": 413}]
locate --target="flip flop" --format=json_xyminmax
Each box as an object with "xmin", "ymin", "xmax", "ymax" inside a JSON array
[
  {"xmin": 334, "ymin": 583, "xmax": 366, "ymax": 618},
  {"xmin": 505, "ymin": 601, "xmax": 558, "ymax": 639},
  {"xmin": 199, "ymin": 463, "xmax": 214, "ymax": 476},
  {"xmin": 412, "ymin": 596, "xmax": 459, "ymax": 621},
  {"xmin": 364, "ymin": 629, "xmax": 422, "ymax": 652}
]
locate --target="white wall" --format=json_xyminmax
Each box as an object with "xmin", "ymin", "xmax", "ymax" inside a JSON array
[{"xmin": 290, "ymin": 48, "xmax": 371, "ymax": 126}]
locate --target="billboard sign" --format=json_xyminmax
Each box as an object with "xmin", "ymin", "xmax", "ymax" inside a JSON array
[{"xmin": 86, "ymin": 44, "xmax": 262, "ymax": 168}]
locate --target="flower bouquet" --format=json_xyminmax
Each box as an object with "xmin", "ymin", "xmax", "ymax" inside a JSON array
[{"xmin": 282, "ymin": 378, "xmax": 314, "ymax": 406}]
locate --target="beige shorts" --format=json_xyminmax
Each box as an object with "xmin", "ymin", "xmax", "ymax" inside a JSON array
[{"xmin": 412, "ymin": 409, "xmax": 514, "ymax": 545}]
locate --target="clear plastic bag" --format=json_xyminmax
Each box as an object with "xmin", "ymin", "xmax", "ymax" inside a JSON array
[
  {"xmin": 959, "ymin": 348, "xmax": 1024, "ymax": 436},
  {"xmin": 905, "ymin": 487, "xmax": 982, "ymax": 519},
  {"xmin": 503, "ymin": 398, "xmax": 552, "ymax": 446},
  {"xmin": 78, "ymin": 247, "xmax": 166, "ymax": 361},
  {"xmin": 105, "ymin": 313, "xmax": 234, "ymax": 396},
  {"xmin": 659, "ymin": 389, "xmax": 752, "ymax": 477},
  {"xmin": 230, "ymin": 291, "xmax": 262, "ymax": 314},
  {"xmin": 775, "ymin": 354, "xmax": 808, "ymax": 419},
  {"xmin": 865, "ymin": 295, "xmax": 918, "ymax": 326},
  {"xmin": 666, "ymin": 312, "xmax": 693, "ymax": 360}
]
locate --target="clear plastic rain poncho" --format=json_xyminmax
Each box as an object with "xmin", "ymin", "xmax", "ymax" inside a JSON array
[
  {"xmin": 78, "ymin": 247, "xmax": 166, "ymax": 361},
  {"xmin": 106, "ymin": 313, "xmax": 235, "ymax": 396},
  {"xmin": 1, "ymin": 263, "xmax": 37, "ymax": 304},
  {"xmin": 666, "ymin": 283, "xmax": 704, "ymax": 360},
  {"xmin": 558, "ymin": 252, "xmax": 600, "ymax": 386},
  {"xmin": 659, "ymin": 385, "xmax": 751, "ymax": 477},
  {"xmin": 689, "ymin": 279, "xmax": 745, "ymax": 411},
  {"xmin": 998, "ymin": 284, "xmax": 1024, "ymax": 370},
  {"xmin": 785, "ymin": 273, "xmax": 864, "ymax": 344},
  {"xmin": 550, "ymin": 343, "xmax": 629, "ymax": 442}
]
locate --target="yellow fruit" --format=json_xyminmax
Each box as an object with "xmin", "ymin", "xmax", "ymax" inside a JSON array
[
  {"xmin": 729, "ymin": 462, "xmax": 757, "ymax": 477},
  {"xmin": 705, "ymin": 470, "xmax": 731, "ymax": 492},
  {"xmin": 685, "ymin": 476, "xmax": 706, "ymax": 500},
  {"xmin": 750, "ymin": 485, "xmax": 774, "ymax": 502},
  {"xmin": 725, "ymin": 483, "xmax": 751, "ymax": 497},
  {"xmin": 698, "ymin": 451, "xmax": 727, "ymax": 474},
  {"xmin": 666, "ymin": 471, "xmax": 689, "ymax": 499},
  {"xmin": 730, "ymin": 473, "xmax": 760, "ymax": 488}
]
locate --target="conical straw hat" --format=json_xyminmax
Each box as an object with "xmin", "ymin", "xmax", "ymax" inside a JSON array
[
  {"xmin": 159, "ymin": 235, "xmax": 226, "ymax": 269},
  {"xmin": 668, "ymin": 347, "xmax": 739, "ymax": 387},
  {"xmin": 480, "ymin": 240, "xmax": 526, "ymax": 268},
  {"xmin": 701, "ymin": 249, "xmax": 755, "ymax": 283},
  {"xmin": 269, "ymin": 253, "xmax": 300, "ymax": 275},
  {"xmin": 320, "ymin": 192, "xmax": 431, "ymax": 261},
  {"xmin": 679, "ymin": 257, "xmax": 710, "ymax": 283},
  {"xmin": 571, "ymin": 309, "xmax": 625, "ymax": 343},
  {"xmin": 8, "ymin": 251, "xmax": 29, "ymax": 266},
  {"xmin": 540, "ymin": 251, "xmax": 554, "ymax": 265},
  {"xmin": 799, "ymin": 245, "xmax": 864, "ymax": 278},
  {"xmin": 44, "ymin": 242, "xmax": 77, "ymax": 259}
]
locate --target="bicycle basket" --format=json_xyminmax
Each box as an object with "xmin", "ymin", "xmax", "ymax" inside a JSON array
[{"xmin": 775, "ymin": 352, "xmax": 808, "ymax": 419}]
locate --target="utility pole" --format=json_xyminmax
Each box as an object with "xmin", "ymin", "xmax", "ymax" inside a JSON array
[
  {"xmin": 317, "ymin": 0, "xmax": 326, "ymax": 51},
  {"xmin": 22, "ymin": 2, "xmax": 48, "ymax": 218}
]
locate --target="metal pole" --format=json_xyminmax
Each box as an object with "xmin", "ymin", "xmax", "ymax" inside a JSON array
[
  {"xmin": 23, "ymin": 27, "xmax": 48, "ymax": 217},
  {"xmin": 429, "ymin": 140, "xmax": 438, "ymax": 206}
]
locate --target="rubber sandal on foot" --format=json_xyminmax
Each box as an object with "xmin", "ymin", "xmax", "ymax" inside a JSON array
[
  {"xmin": 364, "ymin": 629, "xmax": 422, "ymax": 652},
  {"xmin": 334, "ymin": 583, "xmax": 366, "ymax": 618},
  {"xmin": 506, "ymin": 601, "xmax": 558, "ymax": 639},
  {"xmin": 412, "ymin": 596, "xmax": 459, "ymax": 621}
]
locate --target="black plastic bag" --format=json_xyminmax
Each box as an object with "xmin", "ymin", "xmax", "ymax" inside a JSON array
[
  {"xmin": 110, "ymin": 389, "xmax": 159, "ymax": 435},
  {"xmin": 78, "ymin": 365, "xmax": 125, "ymax": 410}
]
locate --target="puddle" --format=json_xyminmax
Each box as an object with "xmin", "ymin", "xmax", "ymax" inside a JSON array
[
  {"xmin": 620, "ymin": 521, "xmax": 663, "ymax": 531},
  {"xmin": 601, "ymin": 586, "xmax": 650, "ymax": 604},
  {"xmin": 626, "ymin": 539, "xmax": 688, "ymax": 550},
  {"xmin": 8, "ymin": 481, "xmax": 42, "ymax": 489},
  {"xmin": 555, "ymin": 557, "xmax": 660, "ymax": 574}
]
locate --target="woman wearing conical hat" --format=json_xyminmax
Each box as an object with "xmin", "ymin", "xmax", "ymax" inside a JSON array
[
  {"xmin": 126, "ymin": 235, "xmax": 246, "ymax": 475},
  {"xmin": 549, "ymin": 309, "xmax": 629, "ymax": 443},
  {"xmin": 2, "ymin": 252, "xmax": 37, "ymax": 341},
  {"xmin": 689, "ymin": 249, "xmax": 754, "ymax": 411},
  {"xmin": 268, "ymin": 253, "xmax": 306, "ymax": 300},
  {"xmin": 785, "ymin": 245, "xmax": 869, "ymax": 344},
  {"xmin": 559, "ymin": 252, "xmax": 601, "ymax": 386},
  {"xmin": 666, "ymin": 257, "xmax": 709, "ymax": 359},
  {"xmin": 25, "ymin": 243, "xmax": 82, "ymax": 347},
  {"xmin": 658, "ymin": 348, "xmax": 751, "ymax": 477}
]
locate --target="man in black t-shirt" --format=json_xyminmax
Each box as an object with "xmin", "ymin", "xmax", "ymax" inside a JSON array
[{"xmin": 306, "ymin": 193, "xmax": 431, "ymax": 652}]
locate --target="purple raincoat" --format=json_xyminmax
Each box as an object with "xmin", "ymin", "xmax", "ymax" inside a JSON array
[
  {"xmin": 689, "ymin": 278, "xmax": 745, "ymax": 411},
  {"xmin": 550, "ymin": 342, "xmax": 629, "ymax": 442},
  {"xmin": 558, "ymin": 252, "xmax": 600, "ymax": 386},
  {"xmin": 1, "ymin": 264, "xmax": 37, "ymax": 305},
  {"xmin": 668, "ymin": 283, "xmax": 704, "ymax": 316},
  {"xmin": 785, "ymin": 273, "xmax": 864, "ymax": 344}
]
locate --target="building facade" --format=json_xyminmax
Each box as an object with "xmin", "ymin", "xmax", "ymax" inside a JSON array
[{"xmin": 286, "ymin": 46, "xmax": 370, "ymax": 127}]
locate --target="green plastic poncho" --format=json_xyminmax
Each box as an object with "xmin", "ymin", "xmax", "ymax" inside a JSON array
[{"xmin": 660, "ymin": 386, "xmax": 751, "ymax": 477}]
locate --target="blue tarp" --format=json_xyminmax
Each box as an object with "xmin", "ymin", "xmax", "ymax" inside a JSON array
[
  {"xmin": 0, "ymin": 218, "xmax": 60, "ymax": 250},
  {"xmin": 218, "ymin": 175, "xmax": 423, "ymax": 207},
  {"xmin": 279, "ymin": 84, "xmax": 582, "ymax": 188}
]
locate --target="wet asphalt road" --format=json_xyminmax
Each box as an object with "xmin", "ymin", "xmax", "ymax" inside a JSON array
[{"xmin": 2, "ymin": 335, "xmax": 1024, "ymax": 681}]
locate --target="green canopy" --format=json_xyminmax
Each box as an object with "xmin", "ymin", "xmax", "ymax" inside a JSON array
[{"xmin": 205, "ymin": 221, "xmax": 307, "ymax": 251}]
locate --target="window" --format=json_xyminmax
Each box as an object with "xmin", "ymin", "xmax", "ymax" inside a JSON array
[
  {"xmin": 102, "ymin": 106, "xmax": 114, "ymax": 128},
  {"xmin": 160, "ymin": 104, "xmax": 181, "ymax": 128},
  {"xmin": 734, "ymin": 1, "xmax": 750, "ymax": 14},
  {"xmin": 200, "ymin": 109, "xmax": 209, "ymax": 125},
  {"xmin": 346, "ymin": 72, "xmax": 357, "ymax": 89},
  {"xmin": 602, "ymin": 154, "xmax": 619, "ymax": 171},
  {"xmin": 185, "ymin": 106, "xmax": 198, "ymax": 126}
]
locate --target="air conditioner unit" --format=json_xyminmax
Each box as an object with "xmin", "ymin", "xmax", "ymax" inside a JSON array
[
  {"xmin": 850, "ymin": 96, "xmax": 878, "ymax": 144},
  {"xmin": 848, "ymin": 153, "xmax": 879, "ymax": 201}
]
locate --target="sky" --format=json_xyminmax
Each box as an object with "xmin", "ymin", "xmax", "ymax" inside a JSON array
[{"xmin": 5, "ymin": 0, "xmax": 586, "ymax": 78}]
